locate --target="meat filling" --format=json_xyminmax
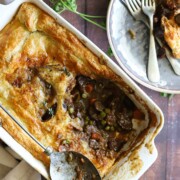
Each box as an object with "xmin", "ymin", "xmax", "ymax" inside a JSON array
[{"xmin": 65, "ymin": 75, "xmax": 144, "ymax": 159}]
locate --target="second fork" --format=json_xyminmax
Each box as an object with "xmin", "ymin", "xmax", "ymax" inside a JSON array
[{"xmin": 142, "ymin": 0, "xmax": 160, "ymax": 82}]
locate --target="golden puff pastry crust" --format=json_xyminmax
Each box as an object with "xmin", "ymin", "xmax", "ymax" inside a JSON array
[{"xmin": 0, "ymin": 2, "xmax": 154, "ymax": 178}]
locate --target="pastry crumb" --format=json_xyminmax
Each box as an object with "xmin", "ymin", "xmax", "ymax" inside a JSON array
[{"xmin": 128, "ymin": 29, "xmax": 136, "ymax": 39}]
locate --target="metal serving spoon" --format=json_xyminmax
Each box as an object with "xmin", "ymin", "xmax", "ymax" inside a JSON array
[{"xmin": 0, "ymin": 104, "xmax": 101, "ymax": 180}]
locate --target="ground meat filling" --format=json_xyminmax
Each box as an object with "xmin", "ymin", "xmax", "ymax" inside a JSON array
[{"xmin": 65, "ymin": 75, "xmax": 144, "ymax": 159}]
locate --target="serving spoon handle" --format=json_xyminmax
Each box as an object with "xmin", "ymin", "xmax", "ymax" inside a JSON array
[
  {"xmin": 0, "ymin": 103, "xmax": 53, "ymax": 154},
  {"xmin": 0, "ymin": 104, "xmax": 101, "ymax": 180}
]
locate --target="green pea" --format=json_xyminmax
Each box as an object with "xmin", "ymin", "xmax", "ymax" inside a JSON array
[
  {"xmin": 101, "ymin": 120, "xmax": 106, "ymax": 126},
  {"xmin": 68, "ymin": 107, "xmax": 74, "ymax": 114},
  {"xmin": 89, "ymin": 120, "xmax": 94, "ymax": 125},
  {"xmin": 85, "ymin": 118, "xmax": 89, "ymax": 125},
  {"xmin": 105, "ymin": 108, "xmax": 111, "ymax": 114},
  {"xmin": 85, "ymin": 116, "xmax": 90, "ymax": 121},
  {"xmin": 82, "ymin": 93, "xmax": 87, "ymax": 99},
  {"xmin": 105, "ymin": 126, "xmax": 110, "ymax": 131},
  {"xmin": 100, "ymin": 111, "xmax": 106, "ymax": 118},
  {"xmin": 110, "ymin": 126, "xmax": 115, "ymax": 131}
]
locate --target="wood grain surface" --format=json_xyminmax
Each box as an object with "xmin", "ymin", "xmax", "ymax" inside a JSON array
[{"xmin": 43, "ymin": 0, "xmax": 180, "ymax": 179}]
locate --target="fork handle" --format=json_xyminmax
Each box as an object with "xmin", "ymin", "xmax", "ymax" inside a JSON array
[{"xmin": 148, "ymin": 16, "xmax": 160, "ymax": 82}]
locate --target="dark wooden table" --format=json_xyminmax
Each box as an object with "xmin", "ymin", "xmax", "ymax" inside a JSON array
[{"xmin": 44, "ymin": 1, "xmax": 180, "ymax": 179}]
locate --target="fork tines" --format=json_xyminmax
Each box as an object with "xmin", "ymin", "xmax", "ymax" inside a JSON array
[
  {"xmin": 142, "ymin": 0, "xmax": 155, "ymax": 7},
  {"xmin": 125, "ymin": 0, "xmax": 141, "ymax": 12}
]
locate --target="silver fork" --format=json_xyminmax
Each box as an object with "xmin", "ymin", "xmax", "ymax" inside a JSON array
[
  {"xmin": 122, "ymin": 0, "xmax": 180, "ymax": 76},
  {"xmin": 124, "ymin": 0, "xmax": 148, "ymax": 26},
  {"xmin": 142, "ymin": 0, "xmax": 160, "ymax": 82}
]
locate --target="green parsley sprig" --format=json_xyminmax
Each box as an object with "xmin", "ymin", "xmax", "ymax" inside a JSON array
[
  {"xmin": 107, "ymin": 47, "xmax": 114, "ymax": 57},
  {"xmin": 160, "ymin": 93, "xmax": 174, "ymax": 100},
  {"xmin": 50, "ymin": 0, "xmax": 106, "ymax": 30}
]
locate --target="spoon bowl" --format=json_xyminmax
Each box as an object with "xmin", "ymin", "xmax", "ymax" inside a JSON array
[
  {"xmin": 0, "ymin": 104, "xmax": 101, "ymax": 180},
  {"xmin": 50, "ymin": 151, "xmax": 101, "ymax": 180}
]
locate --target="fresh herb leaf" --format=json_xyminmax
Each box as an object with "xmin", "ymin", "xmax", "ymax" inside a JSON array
[
  {"xmin": 43, "ymin": 101, "xmax": 48, "ymax": 107},
  {"xmin": 41, "ymin": 103, "xmax": 57, "ymax": 121},
  {"xmin": 80, "ymin": 15, "xmax": 106, "ymax": 30},
  {"xmin": 62, "ymin": 66, "xmax": 70, "ymax": 76},
  {"xmin": 59, "ymin": 0, "xmax": 77, "ymax": 11},
  {"xmin": 62, "ymin": 139, "xmax": 71, "ymax": 144},
  {"xmin": 54, "ymin": 4, "xmax": 61, "ymax": 12},
  {"xmin": 50, "ymin": 0, "xmax": 106, "ymax": 30},
  {"xmin": 48, "ymin": 107, "xmax": 54, "ymax": 116},
  {"xmin": 160, "ymin": 92, "xmax": 168, "ymax": 97},
  {"xmin": 160, "ymin": 93, "xmax": 174, "ymax": 100},
  {"xmin": 107, "ymin": 47, "xmax": 114, "ymax": 57},
  {"xmin": 99, "ymin": 21, "xmax": 106, "ymax": 29}
]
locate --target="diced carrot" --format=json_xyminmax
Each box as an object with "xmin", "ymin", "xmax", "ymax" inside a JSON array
[
  {"xmin": 90, "ymin": 98, "xmax": 96, "ymax": 104},
  {"xmin": 133, "ymin": 109, "xmax": 145, "ymax": 120},
  {"xmin": 85, "ymin": 84, "xmax": 94, "ymax": 93},
  {"xmin": 91, "ymin": 133, "xmax": 102, "ymax": 140}
]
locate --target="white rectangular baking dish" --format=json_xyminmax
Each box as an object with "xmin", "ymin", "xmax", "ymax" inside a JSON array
[{"xmin": 0, "ymin": 0, "xmax": 164, "ymax": 179}]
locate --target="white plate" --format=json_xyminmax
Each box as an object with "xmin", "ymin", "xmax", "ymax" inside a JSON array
[{"xmin": 107, "ymin": 0, "xmax": 180, "ymax": 93}]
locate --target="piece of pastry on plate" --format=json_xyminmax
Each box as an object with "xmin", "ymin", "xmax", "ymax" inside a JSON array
[{"xmin": 154, "ymin": 0, "xmax": 180, "ymax": 58}]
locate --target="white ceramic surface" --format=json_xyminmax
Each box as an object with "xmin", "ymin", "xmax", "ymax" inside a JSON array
[
  {"xmin": 107, "ymin": 0, "xmax": 180, "ymax": 93},
  {"xmin": 0, "ymin": 0, "xmax": 164, "ymax": 179}
]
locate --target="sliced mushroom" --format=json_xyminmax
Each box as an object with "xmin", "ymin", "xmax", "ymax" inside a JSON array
[{"xmin": 94, "ymin": 101, "xmax": 104, "ymax": 112}]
